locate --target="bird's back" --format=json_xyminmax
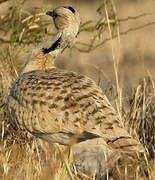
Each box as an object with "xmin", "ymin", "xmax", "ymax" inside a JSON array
[{"xmin": 8, "ymin": 68, "xmax": 143, "ymax": 151}]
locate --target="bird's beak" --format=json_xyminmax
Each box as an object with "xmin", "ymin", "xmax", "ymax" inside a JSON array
[{"xmin": 46, "ymin": 11, "xmax": 54, "ymax": 17}]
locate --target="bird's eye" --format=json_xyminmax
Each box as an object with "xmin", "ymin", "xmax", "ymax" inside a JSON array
[{"xmin": 64, "ymin": 6, "xmax": 75, "ymax": 13}]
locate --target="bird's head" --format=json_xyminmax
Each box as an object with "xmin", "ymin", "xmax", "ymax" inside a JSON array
[{"xmin": 46, "ymin": 6, "xmax": 80, "ymax": 35}]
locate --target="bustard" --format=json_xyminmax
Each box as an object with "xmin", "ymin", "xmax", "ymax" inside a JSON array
[{"xmin": 7, "ymin": 6, "xmax": 143, "ymax": 164}]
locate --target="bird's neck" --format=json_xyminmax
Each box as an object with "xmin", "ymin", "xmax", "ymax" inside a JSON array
[
  {"xmin": 21, "ymin": 29, "xmax": 74, "ymax": 74},
  {"xmin": 21, "ymin": 53, "xmax": 57, "ymax": 74}
]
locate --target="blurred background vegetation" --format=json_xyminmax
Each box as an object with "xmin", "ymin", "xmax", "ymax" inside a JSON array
[
  {"xmin": 0, "ymin": 0, "xmax": 155, "ymax": 179},
  {"xmin": 0, "ymin": 0, "xmax": 155, "ymax": 97}
]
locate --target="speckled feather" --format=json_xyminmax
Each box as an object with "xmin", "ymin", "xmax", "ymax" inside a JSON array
[
  {"xmin": 7, "ymin": 6, "xmax": 143, "ymax": 153},
  {"xmin": 8, "ymin": 67, "xmax": 143, "ymax": 151}
]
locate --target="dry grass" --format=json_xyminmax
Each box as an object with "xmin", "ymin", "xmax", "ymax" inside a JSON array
[{"xmin": 0, "ymin": 0, "xmax": 155, "ymax": 179}]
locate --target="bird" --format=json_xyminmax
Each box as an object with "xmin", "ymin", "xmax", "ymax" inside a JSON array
[{"xmin": 7, "ymin": 5, "xmax": 143, "ymax": 164}]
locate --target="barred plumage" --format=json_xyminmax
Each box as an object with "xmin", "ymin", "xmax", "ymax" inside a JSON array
[{"xmin": 7, "ymin": 6, "xmax": 143, "ymax": 176}]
